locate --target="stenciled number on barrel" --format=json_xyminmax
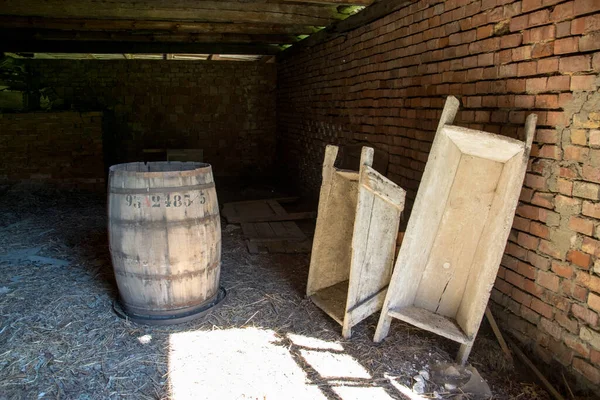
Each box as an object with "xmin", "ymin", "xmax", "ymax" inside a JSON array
[
  {"xmin": 125, "ymin": 194, "xmax": 141, "ymax": 208},
  {"xmin": 124, "ymin": 192, "xmax": 204, "ymax": 208}
]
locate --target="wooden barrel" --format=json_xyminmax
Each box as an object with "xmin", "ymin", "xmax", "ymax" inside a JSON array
[{"xmin": 108, "ymin": 161, "xmax": 224, "ymax": 325}]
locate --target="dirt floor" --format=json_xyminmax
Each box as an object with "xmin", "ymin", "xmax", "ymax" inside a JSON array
[{"xmin": 0, "ymin": 183, "xmax": 557, "ymax": 400}]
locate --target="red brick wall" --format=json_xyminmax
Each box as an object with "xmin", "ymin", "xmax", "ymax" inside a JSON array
[
  {"xmin": 28, "ymin": 60, "xmax": 277, "ymax": 177},
  {"xmin": 277, "ymin": 0, "xmax": 600, "ymax": 391},
  {"xmin": 0, "ymin": 111, "xmax": 104, "ymax": 188}
]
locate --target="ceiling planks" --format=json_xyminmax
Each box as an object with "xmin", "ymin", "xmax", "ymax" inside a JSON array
[
  {"xmin": 0, "ymin": 17, "xmax": 321, "ymax": 35},
  {"xmin": 0, "ymin": 0, "xmax": 344, "ymax": 25},
  {"xmin": 0, "ymin": 0, "xmax": 378, "ymax": 55}
]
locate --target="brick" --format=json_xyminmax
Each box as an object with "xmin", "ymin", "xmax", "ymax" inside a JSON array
[
  {"xmin": 518, "ymin": 232, "xmax": 540, "ymax": 250},
  {"xmin": 550, "ymin": 1, "xmax": 574, "ymax": 22},
  {"xmin": 590, "ymin": 130, "xmax": 600, "ymax": 147},
  {"xmin": 556, "ymin": 21, "xmax": 571, "ymax": 38},
  {"xmin": 554, "ymin": 37, "xmax": 579, "ymax": 55},
  {"xmin": 500, "ymin": 33, "xmax": 522, "ymax": 49},
  {"xmin": 573, "ymin": 358, "xmax": 600, "ymax": 385},
  {"xmin": 552, "ymin": 262, "xmax": 574, "ymax": 279},
  {"xmin": 530, "ymin": 221, "xmax": 550, "ymax": 238},
  {"xmin": 573, "ymin": 181, "xmax": 600, "ymax": 200},
  {"xmin": 532, "ymin": 192, "xmax": 554, "ymax": 208},
  {"xmin": 583, "ymin": 201, "xmax": 600, "ymax": 219},
  {"xmin": 529, "ymin": 9, "xmax": 550, "ymax": 26},
  {"xmin": 583, "ymin": 165, "xmax": 600, "ymax": 183},
  {"xmin": 535, "ymin": 94, "xmax": 558, "ymax": 108},
  {"xmin": 556, "ymin": 312, "xmax": 579, "ymax": 333},
  {"xmin": 564, "ymin": 334, "xmax": 590, "ymax": 357},
  {"xmin": 571, "ymin": 129, "xmax": 587, "ymax": 145},
  {"xmin": 528, "ymin": 251, "xmax": 551, "ymax": 271},
  {"xmin": 523, "ymin": 25, "xmax": 556, "ymax": 43},
  {"xmin": 538, "ymin": 270, "xmax": 560, "ymax": 292},
  {"xmin": 506, "ymin": 269, "xmax": 525, "ymax": 288},
  {"xmin": 590, "ymin": 292, "xmax": 600, "ymax": 312},
  {"xmin": 546, "ymin": 75, "xmax": 570, "ymax": 91},
  {"xmin": 518, "ymin": 61, "xmax": 537, "ymax": 76},
  {"xmin": 531, "ymin": 298, "xmax": 554, "ymax": 319},
  {"xmin": 572, "ymin": 14, "xmax": 600, "ymax": 35},
  {"xmin": 582, "ymin": 237, "xmax": 600, "ymax": 258},
  {"xmin": 537, "ymin": 58, "xmax": 559, "ymax": 76},
  {"xmin": 571, "ymin": 75, "xmax": 598, "ymax": 91},
  {"xmin": 559, "ymin": 55, "xmax": 592, "ymax": 73},
  {"xmin": 572, "ymin": 303, "xmax": 599, "ymax": 326},
  {"xmin": 574, "ymin": 0, "xmax": 600, "ymax": 16},
  {"xmin": 568, "ymin": 250, "xmax": 592, "ymax": 268},
  {"xmin": 577, "ymin": 272, "xmax": 600, "ymax": 292},
  {"xmin": 531, "ymin": 42, "xmax": 554, "ymax": 58},
  {"xmin": 540, "ymin": 317, "xmax": 563, "ymax": 340},
  {"xmin": 569, "ymin": 216, "xmax": 594, "ymax": 235},
  {"xmin": 581, "ymin": 326, "xmax": 600, "ymax": 351},
  {"xmin": 526, "ymin": 77, "xmax": 547, "ymax": 93},
  {"xmin": 557, "ymin": 178, "xmax": 573, "ymax": 195}
]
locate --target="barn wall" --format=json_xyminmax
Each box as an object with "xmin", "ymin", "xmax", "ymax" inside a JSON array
[
  {"xmin": 27, "ymin": 60, "xmax": 277, "ymax": 177},
  {"xmin": 277, "ymin": 0, "xmax": 600, "ymax": 390},
  {"xmin": 0, "ymin": 111, "xmax": 104, "ymax": 188}
]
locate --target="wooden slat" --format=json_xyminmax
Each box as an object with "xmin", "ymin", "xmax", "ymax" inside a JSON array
[
  {"xmin": 0, "ymin": 0, "xmax": 345, "ymax": 25},
  {"xmin": 282, "ymin": 0, "xmax": 373, "ymax": 4},
  {"xmin": 309, "ymin": 281, "xmax": 349, "ymax": 326},
  {"xmin": 241, "ymin": 221, "xmax": 306, "ymax": 241},
  {"xmin": 267, "ymin": 199, "xmax": 288, "ymax": 216},
  {"xmin": 388, "ymin": 307, "xmax": 471, "ymax": 344},
  {"xmin": 0, "ymin": 16, "xmax": 320, "ymax": 35},
  {"xmin": 0, "ymin": 29, "xmax": 300, "ymax": 44},
  {"xmin": 0, "ymin": 40, "xmax": 282, "ymax": 54}
]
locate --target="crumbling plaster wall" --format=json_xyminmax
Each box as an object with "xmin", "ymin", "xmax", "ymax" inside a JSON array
[{"xmin": 277, "ymin": 0, "xmax": 600, "ymax": 391}]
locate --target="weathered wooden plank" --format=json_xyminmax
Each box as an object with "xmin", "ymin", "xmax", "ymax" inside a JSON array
[
  {"xmin": 0, "ymin": 0, "xmax": 344, "ymax": 25},
  {"xmin": 388, "ymin": 307, "xmax": 471, "ymax": 344},
  {"xmin": 282, "ymin": 0, "xmax": 373, "ymax": 4},
  {"xmin": 0, "ymin": 29, "xmax": 300, "ymax": 44},
  {"xmin": 0, "ymin": 16, "xmax": 320, "ymax": 35},
  {"xmin": 267, "ymin": 199, "xmax": 288, "ymax": 216},
  {"xmin": 0, "ymin": 40, "xmax": 282, "ymax": 54},
  {"xmin": 309, "ymin": 281, "xmax": 349, "ymax": 325},
  {"xmin": 306, "ymin": 145, "xmax": 360, "ymax": 297},
  {"xmin": 222, "ymin": 198, "xmax": 315, "ymax": 223}
]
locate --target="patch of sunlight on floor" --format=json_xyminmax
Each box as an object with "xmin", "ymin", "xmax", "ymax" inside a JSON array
[
  {"xmin": 333, "ymin": 386, "xmax": 396, "ymax": 400},
  {"xmin": 299, "ymin": 349, "xmax": 372, "ymax": 379},
  {"xmin": 287, "ymin": 333, "xmax": 344, "ymax": 351},
  {"xmin": 169, "ymin": 328, "xmax": 418, "ymax": 400},
  {"xmin": 168, "ymin": 327, "xmax": 327, "ymax": 400}
]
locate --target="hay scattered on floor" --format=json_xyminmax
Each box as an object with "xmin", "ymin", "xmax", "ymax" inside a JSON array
[{"xmin": 0, "ymin": 185, "xmax": 551, "ymax": 400}]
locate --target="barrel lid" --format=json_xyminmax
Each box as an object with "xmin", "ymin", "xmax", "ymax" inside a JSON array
[{"xmin": 109, "ymin": 161, "xmax": 212, "ymax": 177}]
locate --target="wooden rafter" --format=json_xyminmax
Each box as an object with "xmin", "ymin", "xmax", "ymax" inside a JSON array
[
  {"xmin": 0, "ymin": 40, "xmax": 282, "ymax": 55},
  {"xmin": 282, "ymin": 0, "xmax": 373, "ymax": 4},
  {"xmin": 0, "ymin": 0, "xmax": 345, "ymax": 25},
  {"xmin": 0, "ymin": 16, "xmax": 321, "ymax": 35},
  {"xmin": 2, "ymin": 29, "xmax": 300, "ymax": 44}
]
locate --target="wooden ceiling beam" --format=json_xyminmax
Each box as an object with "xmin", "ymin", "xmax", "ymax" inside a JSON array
[
  {"xmin": 0, "ymin": 39, "xmax": 282, "ymax": 55},
  {"xmin": 0, "ymin": 16, "xmax": 321, "ymax": 35},
  {"xmin": 0, "ymin": 0, "xmax": 344, "ymax": 25},
  {"xmin": 281, "ymin": 0, "xmax": 373, "ymax": 4},
  {"xmin": 2, "ymin": 29, "xmax": 300, "ymax": 44}
]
